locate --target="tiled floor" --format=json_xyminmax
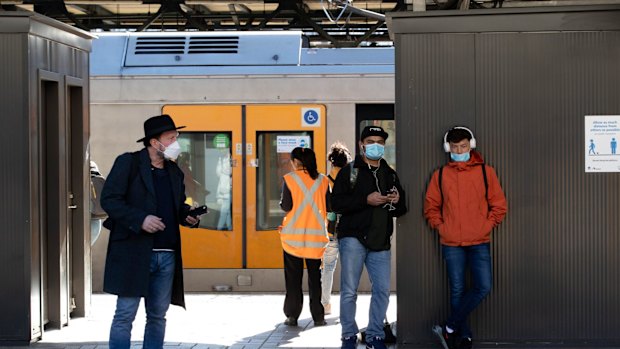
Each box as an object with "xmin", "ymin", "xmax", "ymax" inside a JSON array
[
  {"xmin": 18, "ymin": 293, "xmax": 396, "ymax": 349},
  {"xmin": 8, "ymin": 294, "xmax": 617, "ymax": 349}
]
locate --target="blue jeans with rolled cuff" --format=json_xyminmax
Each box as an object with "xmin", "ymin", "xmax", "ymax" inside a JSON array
[
  {"xmin": 443, "ymin": 243, "xmax": 492, "ymax": 339},
  {"xmin": 321, "ymin": 237, "xmax": 339, "ymax": 306},
  {"xmin": 339, "ymin": 237, "xmax": 391, "ymax": 340}
]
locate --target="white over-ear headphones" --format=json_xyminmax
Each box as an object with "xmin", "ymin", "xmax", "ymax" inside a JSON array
[{"xmin": 443, "ymin": 126, "xmax": 476, "ymax": 153}]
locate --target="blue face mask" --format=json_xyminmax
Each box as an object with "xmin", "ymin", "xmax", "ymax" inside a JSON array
[
  {"xmin": 364, "ymin": 143, "xmax": 385, "ymax": 161},
  {"xmin": 450, "ymin": 152, "xmax": 470, "ymax": 162}
]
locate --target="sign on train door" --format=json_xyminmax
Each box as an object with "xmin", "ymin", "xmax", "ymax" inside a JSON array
[{"xmin": 163, "ymin": 105, "xmax": 326, "ymax": 269}]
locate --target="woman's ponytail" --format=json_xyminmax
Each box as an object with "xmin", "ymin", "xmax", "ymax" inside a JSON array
[{"xmin": 291, "ymin": 147, "xmax": 319, "ymax": 179}]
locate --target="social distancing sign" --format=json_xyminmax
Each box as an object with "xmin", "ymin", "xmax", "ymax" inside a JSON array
[{"xmin": 585, "ymin": 115, "xmax": 620, "ymax": 172}]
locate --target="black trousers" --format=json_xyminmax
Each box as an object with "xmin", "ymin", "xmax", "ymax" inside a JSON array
[{"xmin": 283, "ymin": 250, "xmax": 324, "ymax": 322}]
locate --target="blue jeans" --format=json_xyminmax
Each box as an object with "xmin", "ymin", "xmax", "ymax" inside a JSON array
[
  {"xmin": 339, "ymin": 237, "xmax": 391, "ymax": 339},
  {"xmin": 443, "ymin": 243, "xmax": 492, "ymax": 338},
  {"xmin": 109, "ymin": 251, "xmax": 176, "ymax": 349},
  {"xmin": 321, "ymin": 238, "xmax": 339, "ymax": 306},
  {"xmin": 217, "ymin": 198, "xmax": 231, "ymax": 230}
]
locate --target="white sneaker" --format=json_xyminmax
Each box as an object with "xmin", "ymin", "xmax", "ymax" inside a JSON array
[{"xmin": 324, "ymin": 303, "xmax": 332, "ymax": 315}]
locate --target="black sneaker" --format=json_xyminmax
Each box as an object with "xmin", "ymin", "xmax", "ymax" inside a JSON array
[
  {"xmin": 341, "ymin": 335, "xmax": 357, "ymax": 349},
  {"xmin": 365, "ymin": 336, "xmax": 387, "ymax": 349},
  {"xmin": 314, "ymin": 319, "xmax": 327, "ymax": 326},
  {"xmin": 283, "ymin": 316, "xmax": 298, "ymax": 326},
  {"xmin": 459, "ymin": 337, "xmax": 473, "ymax": 349},
  {"xmin": 432, "ymin": 325, "xmax": 457, "ymax": 349}
]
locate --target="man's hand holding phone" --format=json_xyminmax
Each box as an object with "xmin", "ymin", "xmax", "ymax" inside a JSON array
[
  {"xmin": 186, "ymin": 205, "xmax": 208, "ymax": 225},
  {"xmin": 386, "ymin": 187, "xmax": 400, "ymax": 204}
]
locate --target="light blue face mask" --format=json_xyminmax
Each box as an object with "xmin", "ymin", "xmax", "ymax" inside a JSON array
[
  {"xmin": 450, "ymin": 152, "xmax": 470, "ymax": 162},
  {"xmin": 364, "ymin": 143, "xmax": 384, "ymax": 160}
]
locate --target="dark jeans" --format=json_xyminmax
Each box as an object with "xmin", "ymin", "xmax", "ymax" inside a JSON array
[
  {"xmin": 443, "ymin": 243, "xmax": 492, "ymax": 338},
  {"xmin": 109, "ymin": 251, "xmax": 175, "ymax": 349},
  {"xmin": 283, "ymin": 250, "xmax": 324, "ymax": 322}
]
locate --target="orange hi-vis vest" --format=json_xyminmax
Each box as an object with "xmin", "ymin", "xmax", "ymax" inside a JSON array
[{"xmin": 280, "ymin": 170, "xmax": 330, "ymax": 259}]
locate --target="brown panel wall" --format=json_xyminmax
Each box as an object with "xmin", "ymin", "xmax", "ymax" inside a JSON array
[
  {"xmin": 392, "ymin": 7, "xmax": 620, "ymax": 345},
  {"xmin": 0, "ymin": 12, "xmax": 92, "ymax": 344},
  {"xmin": 0, "ymin": 32, "xmax": 31, "ymax": 342}
]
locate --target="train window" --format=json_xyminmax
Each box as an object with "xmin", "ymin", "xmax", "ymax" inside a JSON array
[
  {"xmin": 178, "ymin": 132, "xmax": 233, "ymax": 231},
  {"xmin": 256, "ymin": 131, "xmax": 313, "ymax": 231},
  {"xmin": 359, "ymin": 120, "xmax": 396, "ymax": 170}
]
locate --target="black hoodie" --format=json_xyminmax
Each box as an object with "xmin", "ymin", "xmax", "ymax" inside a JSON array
[{"xmin": 331, "ymin": 155, "xmax": 407, "ymax": 250}]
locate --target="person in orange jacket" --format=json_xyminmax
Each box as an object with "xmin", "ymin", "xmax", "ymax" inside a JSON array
[{"xmin": 424, "ymin": 126, "xmax": 507, "ymax": 349}]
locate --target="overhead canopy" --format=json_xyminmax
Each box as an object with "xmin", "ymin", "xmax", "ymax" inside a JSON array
[{"xmin": 2, "ymin": 0, "xmax": 620, "ymax": 47}]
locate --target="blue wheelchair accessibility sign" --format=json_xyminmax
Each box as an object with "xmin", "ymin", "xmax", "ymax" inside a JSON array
[{"xmin": 301, "ymin": 108, "xmax": 321, "ymax": 127}]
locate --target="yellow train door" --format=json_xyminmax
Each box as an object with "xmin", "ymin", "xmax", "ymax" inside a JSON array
[
  {"xmin": 162, "ymin": 105, "xmax": 243, "ymax": 268},
  {"xmin": 163, "ymin": 104, "xmax": 326, "ymax": 269}
]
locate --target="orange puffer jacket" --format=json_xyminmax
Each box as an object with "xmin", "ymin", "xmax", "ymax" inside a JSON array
[{"xmin": 424, "ymin": 151, "xmax": 507, "ymax": 246}]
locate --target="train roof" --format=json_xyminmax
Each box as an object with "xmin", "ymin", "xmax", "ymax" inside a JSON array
[{"xmin": 91, "ymin": 31, "xmax": 394, "ymax": 76}]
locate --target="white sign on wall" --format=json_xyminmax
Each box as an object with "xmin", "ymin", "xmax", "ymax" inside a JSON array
[
  {"xmin": 277, "ymin": 136, "xmax": 311, "ymax": 153},
  {"xmin": 585, "ymin": 115, "xmax": 620, "ymax": 172}
]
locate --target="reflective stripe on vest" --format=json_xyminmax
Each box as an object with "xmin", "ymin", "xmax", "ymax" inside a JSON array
[{"xmin": 280, "ymin": 171, "xmax": 329, "ymax": 259}]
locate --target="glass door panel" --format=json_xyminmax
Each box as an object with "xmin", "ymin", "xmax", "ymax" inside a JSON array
[
  {"xmin": 256, "ymin": 132, "xmax": 313, "ymax": 231},
  {"xmin": 164, "ymin": 105, "xmax": 242, "ymax": 269},
  {"xmin": 178, "ymin": 132, "xmax": 233, "ymax": 231}
]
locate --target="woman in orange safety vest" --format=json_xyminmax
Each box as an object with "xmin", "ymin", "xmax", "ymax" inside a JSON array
[{"xmin": 279, "ymin": 147, "xmax": 330, "ymax": 328}]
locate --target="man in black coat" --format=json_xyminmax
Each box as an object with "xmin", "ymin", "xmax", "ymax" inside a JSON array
[{"xmin": 101, "ymin": 114, "xmax": 205, "ymax": 349}]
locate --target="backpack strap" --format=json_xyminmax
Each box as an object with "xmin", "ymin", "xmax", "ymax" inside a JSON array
[
  {"xmin": 438, "ymin": 163, "xmax": 488, "ymax": 209},
  {"xmin": 438, "ymin": 165, "xmax": 444, "ymax": 212},
  {"xmin": 481, "ymin": 163, "xmax": 488, "ymax": 199},
  {"xmin": 349, "ymin": 161, "xmax": 358, "ymax": 190},
  {"xmin": 327, "ymin": 174, "xmax": 335, "ymax": 184},
  {"xmin": 438, "ymin": 165, "xmax": 444, "ymax": 199}
]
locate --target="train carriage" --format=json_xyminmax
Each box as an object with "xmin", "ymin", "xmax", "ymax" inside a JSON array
[{"xmin": 90, "ymin": 31, "xmax": 396, "ymax": 292}]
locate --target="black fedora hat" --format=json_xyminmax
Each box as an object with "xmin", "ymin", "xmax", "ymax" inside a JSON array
[{"xmin": 137, "ymin": 114, "xmax": 186, "ymax": 143}]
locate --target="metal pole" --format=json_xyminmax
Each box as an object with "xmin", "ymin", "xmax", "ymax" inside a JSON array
[{"xmin": 332, "ymin": 0, "xmax": 386, "ymax": 21}]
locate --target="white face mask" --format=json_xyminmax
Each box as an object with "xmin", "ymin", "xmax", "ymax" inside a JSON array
[{"xmin": 158, "ymin": 140, "xmax": 182, "ymax": 161}]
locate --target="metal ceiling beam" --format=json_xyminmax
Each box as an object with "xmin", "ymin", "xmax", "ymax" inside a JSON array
[
  {"xmin": 184, "ymin": 4, "xmax": 212, "ymax": 14},
  {"xmin": 353, "ymin": 20, "xmax": 386, "ymax": 46},
  {"xmin": 135, "ymin": 5, "xmax": 163, "ymax": 30},
  {"xmin": 292, "ymin": 1, "xmax": 340, "ymax": 46},
  {"xmin": 138, "ymin": 0, "xmax": 207, "ymax": 30},
  {"xmin": 68, "ymin": 3, "xmax": 118, "ymax": 24},
  {"xmin": 228, "ymin": 3, "xmax": 252, "ymax": 29},
  {"xmin": 26, "ymin": 0, "xmax": 90, "ymax": 29},
  {"xmin": 330, "ymin": 0, "xmax": 386, "ymax": 21}
]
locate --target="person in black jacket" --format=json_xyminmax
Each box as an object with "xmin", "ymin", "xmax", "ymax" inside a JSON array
[
  {"xmin": 331, "ymin": 126, "xmax": 407, "ymax": 349},
  {"xmin": 101, "ymin": 114, "xmax": 205, "ymax": 349}
]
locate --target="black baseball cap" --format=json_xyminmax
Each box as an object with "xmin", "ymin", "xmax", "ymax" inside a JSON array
[{"xmin": 360, "ymin": 126, "xmax": 388, "ymax": 141}]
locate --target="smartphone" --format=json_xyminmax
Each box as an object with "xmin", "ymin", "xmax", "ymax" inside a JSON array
[{"xmin": 188, "ymin": 205, "xmax": 208, "ymax": 217}]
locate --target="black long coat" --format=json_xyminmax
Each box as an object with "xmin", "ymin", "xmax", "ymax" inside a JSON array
[{"xmin": 100, "ymin": 148, "xmax": 193, "ymax": 308}]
